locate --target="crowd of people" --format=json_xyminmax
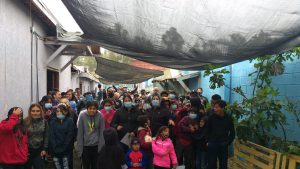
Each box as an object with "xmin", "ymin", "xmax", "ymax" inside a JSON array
[{"xmin": 0, "ymin": 84, "xmax": 235, "ymax": 169}]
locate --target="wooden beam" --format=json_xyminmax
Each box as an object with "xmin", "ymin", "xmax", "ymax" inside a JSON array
[
  {"xmin": 45, "ymin": 45, "xmax": 67, "ymax": 66},
  {"xmin": 60, "ymin": 55, "xmax": 80, "ymax": 72},
  {"xmin": 177, "ymin": 79, "xmax": 191, "ymax": 92}
]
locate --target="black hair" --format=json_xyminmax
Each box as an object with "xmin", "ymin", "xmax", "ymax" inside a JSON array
[
  {"xmin": 160, "ymin": 91, "xmax": 169, "ymax": 97},
  {"xmin": 102, "ymin": 99, "xmax": 113, "ymax": 106},
  {"xmin": 156, "ymin": 126, "xmax": 169, "ymax": 138},
  {"xmin": 212, "ymin": 94, "xmax": 222, "ymax": 101},
  {"xmin": 86, "ymin": 101, "xmax": 99, "ymax": 109},
  {"xmin": 6, "ymin": 107, "xmax": 26, "ymax": 134},
  {"xmin": 52, "ymin": 90, "xmax": 60, "ymax": 97},
  {"xmin": 151, "ymin": 93, "xmax": 160, "ymax": 100},
  {"xmin": 215, "ymin": 100, "xmax": 227, "ymax": 108},
  {"xmin": 123, "ymin": 94, "xmax": 133, "ymax": 102},
  {"xmin": 137, "ymin": 115, "xmax": 149, "ymax": 127},
  {"xmin": 98, "ymin": 84, "xmax": 102, "ymax": 88}
]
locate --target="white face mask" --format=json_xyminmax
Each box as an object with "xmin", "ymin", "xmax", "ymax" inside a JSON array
[{"xmin": 189, "ymin": 113, "xmax": 197, "ymax": 119}]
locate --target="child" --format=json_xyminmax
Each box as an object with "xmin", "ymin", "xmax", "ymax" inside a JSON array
[
  {"xmin": 97, "ymin": 128, "xmax": 126, "ymax": 169},
  {"xmin": 193, "ymin": 116, "xmax": 208, "ymax": 169},
  {"xmin": 48, "ymin": 104, "xmax": 75, "ymax": 169},
  {"xmin": 206, "ymin": 100, "xmax": 235, "ymax": 169},
  {"xmin": 77, "ymin": 101, "xmax": 105, "ymax": 169},
  {"xmin": 152, "ymin": 126, "xmax": 177, "ymax": 169},
  {"xmin": 125, "ymin": 138, "xmax": 147, "ymax": 169},
  {"xmin": 177, "ymin": 108, "xmax": 199, "ymax": 169}
]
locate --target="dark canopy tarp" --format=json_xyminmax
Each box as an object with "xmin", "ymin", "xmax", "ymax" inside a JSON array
[
  {"xmin": 62, "ymin": 0, "xmax": 300, "ymax": 70},
  {"xmin": 95, "ymin": 57, "xmax": 163, "ymax": 84}
]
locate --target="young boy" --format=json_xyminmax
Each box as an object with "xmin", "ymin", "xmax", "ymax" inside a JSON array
[
  {"xmin": 77, "ymin": 101, "xmax": 105, "ymax": 169},
  {"xmin": 125, "ymin": 138, "xmax": 147, "ymax": 169},
  {"xmin": 206, "ymin": 100, "xmax": 235, "ymax": 169}
]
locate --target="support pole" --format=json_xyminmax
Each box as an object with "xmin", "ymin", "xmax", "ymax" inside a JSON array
[
  {"xmin": 60, "ymin": 55, "xmax": 80, "ymax": 72},
  {"xmin": 45, "ymin": 45, "xmax": 67, "ymax": 66}
]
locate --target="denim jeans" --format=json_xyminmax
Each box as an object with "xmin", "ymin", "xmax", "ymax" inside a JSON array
[{"xmin": 53, "ymin": 156, "xmax": 69, "ymax": 169}]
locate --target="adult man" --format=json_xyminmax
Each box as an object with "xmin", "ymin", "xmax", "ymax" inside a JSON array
[{"xmin": 197, "ymin": 88, "xmax": 208, "ymax": 108}]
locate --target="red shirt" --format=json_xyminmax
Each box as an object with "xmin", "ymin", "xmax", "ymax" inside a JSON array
[
  {"xmin": 100, "ymin": 109, "xmax": 116, "ymax": 128},
  {"xmin": 0, "ymin": 114, "xmax": 28, "ymax": 164}
]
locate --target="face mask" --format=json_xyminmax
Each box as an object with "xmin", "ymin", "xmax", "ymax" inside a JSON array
[
  {"xmin": 151, "ymin": 100, "xmax": 160, "ymax": 107},
  {"xmin": 171, "ymin": 104, "xmax": 177, "ymax": 110},
  {"xmin": 57, "ymin": 114, "xmax": 65, "ymax": 120},
  {"xmin": 132, "ymin": 102, "xmax": 136, "ymax": 106},
  {"xmin": 169, "ymin": 94, "xmax": 176, "ymax": 99},
  {"xmin": 143, "ymin": 103, "xmax": 151, "ymax": 110},
  {"xmin": 45, "ymin": 103, "xmax": 52, "ymax": 109},
  {"xmin": 104, "ymin": 106, "xmax": 112, "ymax": 112},
  {"xmin": 189, "ymin": 113, "xmax": 197, "ymax": 119},
  {"xmin": 124, "ymin": 101, "xmax": 132, "ymax": 108}
]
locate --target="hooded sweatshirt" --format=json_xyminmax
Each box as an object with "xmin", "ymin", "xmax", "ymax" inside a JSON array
[
  {"xmin": 152, "ymin": 137, "xmax": 177, "ymax": 168},
  {"xmin": 77, "ymin": 110, "xmax": 105, "ymax": 157},
  {"xmin": 0, "ymin": 114, "xmax": 28, "ymax": 164}
]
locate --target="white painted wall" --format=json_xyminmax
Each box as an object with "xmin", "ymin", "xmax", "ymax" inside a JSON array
[{"xmin": 0, "ymin": 0, "xmax": 72, "ymax": 119}]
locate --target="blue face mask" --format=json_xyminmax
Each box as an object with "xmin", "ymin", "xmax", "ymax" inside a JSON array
[
  {"xmin": 171, "ymin": 104, "xmax": 177, "ymax": 110},
  {"xmin": 57, "ymin": 114, "xmax": 65, "ymax": 120},
  {"xmin": 151, "ymin": 100, "xmax": 160, "ymax": 107},
  {"xmin": 169, "ymin": 94, "xmax": 176, "ymax": 99},
  {"xmin": 124, "ymin": 101, "xmax": 132, "ymax": 108},
  {"xmin": 45, "ymin": 103, "xmax": 52, "ymax": 109},
  {"xmin": 104, "ymin": 106, "xmax": 112, "ymax": 112}
]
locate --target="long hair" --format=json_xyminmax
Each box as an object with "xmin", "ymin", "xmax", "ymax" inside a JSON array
[
  {"xmin": 24, "ymin": 104, "xmax": 44, "ymax": 126},
  {"xmin": 6, "ymin": 107, "xmax": 27, "ymax": 134},
  {"xmin": 156, "ymin": 126, "xmax": 169, "ymax": 138}
]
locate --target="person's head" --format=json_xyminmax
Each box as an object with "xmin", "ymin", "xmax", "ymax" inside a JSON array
[
  {"xmin": 190, "ymin": 91, "xmax": 199, "ymax": 98},
  {"xmin": 170, "ymin": 101, "xmax": 178, "ymax": 110},
  {"xmin": 87, "ymin": 101, "xmax": 99, "ymax": 116},
  {"xmin": 183, "ymin": 100, "xmax": 191, "ymax": 109},
  {"xmin": 7, "ymin": 107, "xmax": 23, "ymax": 121},
  {"xmin": 114, "ymin": 92, "xmax": 120, "ymax": 99},
  {"xmin": 197, "ymin": 88, "xmax": 203, "ymax": 95},
  {"xmin": 156, "ymin": 126, "xmax": 169, "ymax": 140},
  {"xmin": 153, "ymin": 87, "xmax": 159, "ymax": 94},
  {"xmin": 137, "ymin": 115, "xmax": 150, "ymax": 128},
  {"xmin": 151, "ymin": 94, "xmax": 160, "ymax": 108},
  {"xmin": 122, "ymin": 87, "xmax": 128, "ymax": 93},
  {"xmin": 66, "ymin": 89, "xmax": 73, "ymax": 100},
  {"xmin": 161, "ymin": 97, "xmax": 170, "ymax": 109},
  {"xmin": 107, "ymin": 87, "xmax": 115, "ymax": 98},
  {"xmin": 85, "ymin": 92, "xmax": 94, "ymax": 102},
  {"xmin": 131, "ymin": 138, "xmax": 141, "ymax": 152},
  {"xmin": 141, "ymin": 89, "xmax": 146, "ymax": 95},
  {"xmin": 7, "ymin": 107, "xmax": 26, "ymax": 134},
  {"xmin": 200, "ymin": 116, "xmax": 208, "ymax": 128},
  {"xmin": 103, "ymin": 99, "xmax": 113, "ymax": 112},
  {"xmin": 123, "ymin": 95, "xmax": 133, "ymax": 108},
  {"xmin": 190, "ymin": 97, "xmax": 202, "ymax": 111},
  {"xmin": 211, "ymin": 94, "xmax": 222, "ymax": 106},
  {"xmin": 60, "ymin": 98, "xmax": 71, "ymax": 110},
  {"xmin": 188, "ymin": 107, "xmax": 198, "ymax": 120},
  {"xmin": 25, "ymin": 104, "xmax": 44, "ymax": 125},
  {"xmin": 98, "ymin": 84, "xmax": 102, "ymax": 89},
  {"xmin": 75, "ymin": 88, "xmax": 81, "ymax": 95},
  {"xmin": 103, "ymin": 127, "xmax": 119, "ymax": 146},
  {"xmin": 133, "ymin": 93, "xmax": 139, "ymax": 100},
  {"xmin": 168, "ymin": 91, "xmax": 177, "ymax": 100},
  {"xmin": 160, "ymin": 91, "xmax": 169, "ymax": 98},
  {"xmin": 52, "ymin": 90, "xmax": 61, "ymax": 100},
  {"xmin": 56, "ymin": 104, "xmax": 68, "ymax": 120},
  {"xmin": 214, "ymin": 100, "xmax": 226, "ymax": 116}
]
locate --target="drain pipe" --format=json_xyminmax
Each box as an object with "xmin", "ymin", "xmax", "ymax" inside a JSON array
[
  {"xmin": 30, "ymin": 1, "xmax": 34, "ymax": 103},
  {"xmin": 229, "ymin": 65, "xmax": 233, "ymax": 103},
  {"xmin": 35, "ymin": 35, "xmax": 39, "ymax": 102}
]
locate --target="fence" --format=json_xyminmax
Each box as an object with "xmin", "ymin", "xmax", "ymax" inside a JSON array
[{"xmin": 233, "ymin": 140, "xmax": 300, "ymax": 169}]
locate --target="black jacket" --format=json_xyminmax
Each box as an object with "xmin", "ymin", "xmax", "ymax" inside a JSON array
[
  {"xmin": 206, "ymin": 113, "xmax": 235, "ymax": 144},
  {"xmin": 111, "ymin": 106, "xmax": 141, "ymax": 139},
  {"xmin": 48, "ymin": 117, "xmax": 75, "ymax": 157},
  {"xmin": 145, "ymin": 107, "xmax": 171, "ymax": 136}
]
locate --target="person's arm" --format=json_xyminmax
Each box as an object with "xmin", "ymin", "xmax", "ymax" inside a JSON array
[
  {"xmin": 125, "ymin": 151, "xmax": 133, "ymax": 167},
  {"xmin": 111, "ymin": 110, "xmax": 120, "ymax": 129},
  {"xmin": 179, "ymin": 117, "xmax": 192, "ymax": 133},
  {"xmin": 0, "ymin": 114, "xmax": 19, "ymax": 134},
  {"xmin": 77, "ymin": 113, "xmax": 84, "ymax": 157},
  {"xmin": 43, "ymin": 120, "xmax": 49, "ymax": 152},
  {"xmin": 98, "ymin": 113, "xmax": 105, "ymax": 152},
  {"xmin": 130, "ymin": 86, "xmax": 138, "ymax": 95},
  {"xmin": 62, "ymin": 120, "xmax": 75, "ymax": 152},
  {"xmin": 112, "ymin": 85, "xmax": 118, "ymax": 92},
  {"xmin": 228, "ymin": 116, "xmax": 236, "ymax": 145}
]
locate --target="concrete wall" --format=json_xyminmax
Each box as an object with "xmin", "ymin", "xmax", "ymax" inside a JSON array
[
  {"xmin": 199, "ymin": 59, "xmax": 300, "ymax": 142},
  {"xmin": 0, "ymin": 0, "xmax": 71, "ymax": 119},
  {"xmin": 79, "ymin": 78, "xmax": 98, "ymax": 94}
]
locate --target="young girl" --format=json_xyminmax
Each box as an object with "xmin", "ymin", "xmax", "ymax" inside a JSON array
[
  {"xmin": 25, "ymin": 104, "xmax": 49, "ymax": 169},
  {"xmin": 152, "ymin": 126, "xmax": 177, "ymax": 169},
  {"xmin": 48, "ymin": 104, "xmax": 75, "ymax": 169},
  {"xmin": 99, "ymin": 99, "xmax": 116, "ymax": 128},
  {"xmin": 0, "ymin": 107, "xmax": 28, "ymax": 169}
]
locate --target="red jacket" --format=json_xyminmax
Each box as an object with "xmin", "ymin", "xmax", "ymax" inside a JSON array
[
  {"xmin": 137, "ymin": 127, "xmax": 152, "ymax": 157},
  {"xmin": 177, "ymin": 116, "xmax": 198, "ymax": 146},
  {"xmin": 0, "ymin": 114, "xmax": 28, "ymax": 164},
  {"xmin": 100, "ymin": 109, "xmax": 116, "ymax": 128}
]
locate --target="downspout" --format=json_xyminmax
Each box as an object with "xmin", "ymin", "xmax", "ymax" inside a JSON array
[
  {"xmin": 229, "ymin": 65, "xmax": 232, "ymax": 103},
  {"xmin": 30, "ymin": 1, "xmax": 34, "ymax": 103},
  {"xmin": 35, "ymin": 35, "xmax": 39, "ymax": 102}
]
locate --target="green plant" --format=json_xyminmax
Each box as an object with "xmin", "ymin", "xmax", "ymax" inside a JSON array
[{"xmin": 204, "ymin": 47, "xmax": 300, "ymax": 154}]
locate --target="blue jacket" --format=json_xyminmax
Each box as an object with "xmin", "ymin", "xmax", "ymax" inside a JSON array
[
  {"xmin": 48, "ymin": 117, "xmax": 75, "ymax": 157},
  {"xmin": 125, "ymin": 149, "xmax": 147, "ymax": 169}
]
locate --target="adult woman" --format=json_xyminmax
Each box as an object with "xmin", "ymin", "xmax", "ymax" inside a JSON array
[
  {"xmin": 48, "ymin": 104, "xmax": 75, "ymax": 169},
  {"xmin": 25, "ymin": 104, "xmax": 49, "ymax": 169},
  {"xmin": 99, "ymin": 99, "xmax": 116, "ymax": 128},
  {"xmin": 0, "ymin": 107, "xmax": 28, "ymax": 169},
  {"xmin": 145, "ymin": 94, "xmax": 173, "ymax": 136},
  {"xmin": 111, "ymin": 94, "xmax": 140, "ymax": 152}
]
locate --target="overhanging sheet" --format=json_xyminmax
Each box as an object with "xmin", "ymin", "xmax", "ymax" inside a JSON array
[
  {"xmin": 62, "ymin": 0, "xmax": 300, "ymax": 70},
  {"xmin": 95, "ymin": 57, "xmax": 163, "ymax": 84}
]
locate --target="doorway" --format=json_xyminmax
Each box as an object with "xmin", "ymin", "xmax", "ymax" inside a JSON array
[{"xmin": 47, "ymin": 69, "xmax": 59, "ymax": 92}]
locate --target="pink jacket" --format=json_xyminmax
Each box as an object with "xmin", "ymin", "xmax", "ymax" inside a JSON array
[{"xmin": 152, "ymin": 137, "xmax": 177, "ymax": 168}]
